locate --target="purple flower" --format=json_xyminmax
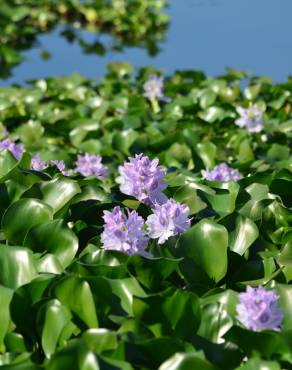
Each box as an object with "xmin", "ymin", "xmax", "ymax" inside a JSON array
[
  {"xmin": 143, "ymin": 75, "xmax": 164, "ymax": 100},
  {"xmin": 101, "ymin": 206, "xmax": 149, "ymax": 256},
  {"xmin": 0, "ymin": 139, "xmax": 24, "ymax": 160},
  {"xmin": 236, "ymin": 286, "xmax": 283, "ymax": 332},
  {"xmin": 50, "ymin": 160, "xmax": 69, "ymax": 176},
  {"xmin": 31, "ymin": 155, "xmax": 47, "ymax": 171},
  {"xmin": 75, "ymin": 153, "xmax": 108, "ymax": 179},
  {"xmin": 202, "ymin": 163, "xmax": 242, "ymax": 182},
  {"xmin": 235, "ymin": 105, "xmax": 264, "ymax": 133},
  {"xmin": 146, "ymin": 198, "xmax": 191, "ymax": 244},
  {"xmin": 116, "ymin": 154, "xmax": 167, "ymax": 206}
]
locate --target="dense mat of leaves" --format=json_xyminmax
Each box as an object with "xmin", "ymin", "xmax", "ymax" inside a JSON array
[
  {"xmin": 0, "ymin": 65, "xmax": 291, "ymax": 369},
  {"xmin": 0, "ymin": 0, "xmax": 168, "ymax": 78}
]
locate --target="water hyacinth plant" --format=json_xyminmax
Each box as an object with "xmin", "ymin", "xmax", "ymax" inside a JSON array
[
  {"xmin": 235, "ymin": 104, "xmax": 264, "ymax": 133},
  {"xmin": 146, "ymin": 198, "xmax": 191, "ymax": 244},
  {"xmin": 75, "ymin": 153, "xmax": 108, "ymax": 179},
  {"xmin": 116, "ymin": 154, "xmax": 167, "ymax": 206},
  {"xmin": 202, "ymin": 163, "xmax": 243, "ymax": 181},
  {"xmin": 143, "ymin": 74, "xmax": 165, "ymax": 101},
  {"xmin": 143, "ymin": 74, "xmax": 168, "ymax": 113},
  {"xmin": 31, "ymin": 154, "xmax": 47, "ymax": 171},
  {"xmin": 236, "ymin": 286, "xmax": 283, "ymax": 332},
  {"xmin": 0, "ymin": 66, "xmax": 290, "ymax": 370},
  {"xmin": 0, "ymin": 138, "xmax": 24, "ymax": 160},
  {"xmin": 50, "ymin": 160, "xmax": 70, "ymax": 176},
  {"xmin": 101, "ymin": 206, "xmax": 149, "ymax": 256}
]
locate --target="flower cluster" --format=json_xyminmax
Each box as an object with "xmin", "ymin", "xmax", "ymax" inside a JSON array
[
  {"xmin": 146, "ymin": 199, "xmax": 191, "ymax": 244},
  {"xmin": 31, "ymin": 155, "xmax": 47, "ymax": 171},
  {"xmin": 101, "ymin": 206, "xmax": 149, "ymax": 256},
  {"xmin": 235, "ymin": 105, "xmax": 264, "ymax": 133},
  {"xmin": 0, "ymin": 139, "xmax": 109, "ymax": 178},
  {"xmin": 75, "ymin": 154, "xmax": 108, "ymax": 179},
  {"xmin": 143, "ymin": 74, "xmax": 165, "ymax": 100},
  {"xmin": 117, "ymin": 154, "xmax": 167, "ymax": 206},
  {"xmin": 202, "ymin": 163, "xmax": 242, "ymax": 182},
  {"xmin": 31, "ymin": 157, "xmax": 69, "ymax": 176},
  {"xmin": 236, "ymin": 286, "xmax": 283, "ymax": 332},
  {"xmin": 50, "ymin": 160, "xmax": 70, "ymax": 176},
  {"xmin": 0, "ymin": 139, "xmax": 24, "ymax": 160},
  {"xmin": 102, "ymin": 199, "xmax": 191, "ymax": 255},
  {"xmin": 103, "ymin": 154, "xmax": 192, "ymax": 255}
]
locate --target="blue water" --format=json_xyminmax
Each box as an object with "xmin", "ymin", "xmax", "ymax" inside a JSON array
[{"xmin": 1, "ymin": 0, "xmax": 292, "ymax": 85}]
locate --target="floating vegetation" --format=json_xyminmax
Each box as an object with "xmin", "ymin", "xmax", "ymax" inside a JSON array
[{"xmin": 0, "ymin": 64, "xmax": 291, "ymax": 369}]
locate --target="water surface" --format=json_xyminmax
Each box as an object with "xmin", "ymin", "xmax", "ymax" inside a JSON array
[{"xmin": 1, "ymin": 0, "xmax": 291, "ymax": 85}]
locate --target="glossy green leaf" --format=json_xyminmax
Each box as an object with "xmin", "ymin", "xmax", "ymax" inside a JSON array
[
  {"xmin": 0, "ymin": 150, "xmax": 17, "ymax": 178},
  {"xmin": 127, "ymin": 255, "xmax": 179, "ymax": 291},
  {"xmin": 46, "ymin": 340, "xmax": 99, "ymax": 370},
  {"xmin": 235, "ymin": 358, "xmax": 280, "ymax": 370},
  {"xmin": 162, "ymin": 289, "xmax": 201, "ymax": 339},
  {"xmin": 24, "ymin": 219, "xmax": 78, "ymax": 268},
  {"xmin": 2, "ymin": 198, "xmax": 53, "ymax": 244},
  {"xmin": 108, "ymin": 277, "xmax": 147, "ymax": 315},
  {"xmin": 275, "ymin": 283, "xmax": 292, "ymax": 330},
  {"xmin": 40, "ymin": 178, "xmax": 81, "ymax": 214},
  {"xmin": 39, "ymin": 299, "xmax": 72, "ymax": 358},
  {"xmin": 176, "ymin": 219, "xmax": 228, "ymax": 282},
  {"xmin": 159, "ymin": 353, "xmax": 218, "ymax": 370},
  {"xmin": 54, "ymin": 276, "xmax": 98, "ymax": 328},
  {"xmin": 82, "ymin": 329, "xmax": 117, "ymax": 353},
  {"xmin": 0, "ymin": 245, "xmax": 38, "ymax": 289},
  {"xmin": 174, "ymin": 183, "xmax": 207, "ymax": 215},
  {"xmin": 229, "ymin": 215, "xmax": 259, "ymax": 255},
  {"xmin": 0, "ymin": 285, "xmax": 13, "ymax": 352},
  {"xmin": 196, "ymin": 142, "xmax": 217, "ymax": 170}
]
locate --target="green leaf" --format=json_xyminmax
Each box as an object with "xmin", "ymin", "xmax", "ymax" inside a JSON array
[
  {"xmin": 199, "ymin": 90, "xmax": 217, "ymax": 109},
  {"xmin": 0, "ymin": 285, "xmax": 13, "ymax": 352},
  {"xmin": 4, "ymin": 332, "xmax": 27, "ymax": 353},
  {"xmin": 24, "ymin": 219, "xmax": 78, "ymax": 268},
  {"xmin": 46, "ymin": 340, "xmax": 99, "ymax": 370},
  {"xmin": 127, "ymin": 255, "xmax": 179, "ymax": 291},
  {"xmin": 277, "ymin": 240, "xmax": 292, "ymax": 282},
  {"xmin": 0, "ymin": 150, "xmax": 17, "ymax": 178},
  {"xmin": 112, "ymin": 130, "xmax": 139, "ymax": 155},
  {"xmin": 204, "ymin": 182, "xmax": 240, "ymax": 216},
  {"xmin": 38, "ymin": 299, "xmax": 72, "ymax": 358},
  {"xmin": 162, "ymin": 289, "xmax": 201, "ymax": 340},
  {"xmin": 275, "ymin": 283, "xmax": 292, "ymax": 330},
  {"xmin": 235, "ymin": 358, "xmax": 280, "ymax": 370},
  {"xmin": 176, "ymin": 219, "xmax": 228, "ymax": 282},
  {"xmin": 197, "ymin": 303, "xmax": 233, "ymax": 343},
  {"xmin": 0, "ymin": 245, "xmax": 38, "ymax": 289},
  {"xmin": 225, "ymin": 326, "xmax": 292, "ymax": 362},
  {"xmin": 174, "ymin": 184, "xmax": 207, "ymax": 215},
  {"xmin": 244, "ymin": 84, "xmax": 261, "ymax": 100},
  {"xmin": 2, "ymin": 198, "xmax": 53, "ymax": 244},
  {"xmin": 40, "ymin": 178, "xmax": 81, "ymax": 214},
  {"xmin": 229, "ymin": 215, "xmax": 259, "ymax": 255},
  {"xmin": 196, "ymin": 142, "xmax": 217, "ymax": 170},
  {"xmin": 36, "ymin": 253, "xmax": 64, "ymax": 274},
  {"xmin": 159, "ymin": 353, "xmax": 219, "ymax": 370},
  {"xmin": 54, "ymin": 276, "xmax": 98, "ymax": 328},
  {"xmin": 82, "ymin": 329, "xmax": 117, "ymax": 353},
  {"xmin": 108, "ymin": 277, "xmax": 147, "ymax": 315},
  {"xmin": 199, "ymin": 107, "xmax": 226, "ymax": 123}
]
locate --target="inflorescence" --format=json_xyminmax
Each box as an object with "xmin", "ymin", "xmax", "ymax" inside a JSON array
[
  {"xmin": 236, "ymin": 286, "xmax": 283, "ymax": 332},
  {"xmin": 235, "ymin": 105, "xmax": 264, "ymax": 133},
  {"xmin": 202, "ymin": 163, "xmax": 243, "ymax": 182}
]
